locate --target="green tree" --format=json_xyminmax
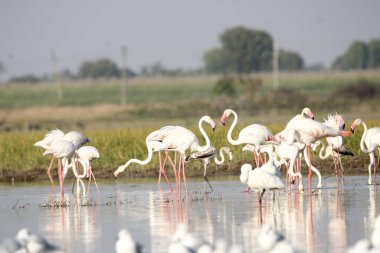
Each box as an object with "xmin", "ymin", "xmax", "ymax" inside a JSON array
[
  {"xmin": 341, "ymin": 41, "xmax": 369, "ymax": 70},
  {"xmin": 368, "ymin": 39, "xmax": 380, "ymax": 69},
  {"xmin": 203, "ymin": 48, "xmax": 228, "ymax": 73},
  {"xmin": 79, "ymin": 58, "xmax": 120, "ymax": 79},
  {"xmin": 278, "ymin": 50, "xmax": 304, "ymax": 71},
  {"xmin": 219, "ymin": 26, "xmax": 273, "ymax": 73}
]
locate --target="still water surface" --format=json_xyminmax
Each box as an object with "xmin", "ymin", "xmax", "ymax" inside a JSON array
[{"xmin": 0, "ymin": 176, "xmax": 378, "ymax": 253}]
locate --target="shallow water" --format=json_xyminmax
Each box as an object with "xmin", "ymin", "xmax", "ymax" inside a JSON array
[{"xmin": 0, "ymin": 175, "xmax": 379, "ymax": 253}]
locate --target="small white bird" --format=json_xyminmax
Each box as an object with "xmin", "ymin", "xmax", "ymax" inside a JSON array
[
  {"xmin": 258, "ymin": 225, "xmax": 295, "ymax": 253},
  {"xmin": 115, "ymin": 229, "xmax": 142, "ymax": 253},
  {"xmin": 16, "ymin": 228, "xmax": 63, "ymax": 253}
]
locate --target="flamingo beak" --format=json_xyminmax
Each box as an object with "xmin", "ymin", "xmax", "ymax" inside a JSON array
[
  {"xmin": 220, "ymin": 115, "xmax": 226, "ymax": 126},
  {"xmin": 342, "ymin": 123, "xmax": 346, "ymax": 130},
  {"xmin": 351, "ymin": 128, "xmax": 355, "ymax": 134}
]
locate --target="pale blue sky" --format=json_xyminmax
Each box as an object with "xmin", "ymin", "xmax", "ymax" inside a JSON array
[{"xmin": 0, "ymin": 0, "xmax": 379, "ymax": 79}]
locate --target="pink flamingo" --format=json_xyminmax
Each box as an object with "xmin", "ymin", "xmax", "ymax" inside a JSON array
[
  {"xmin": 220, "ymin": 109, "xmax": 273, "ymax": 167},
  {"xmin": 313, "ymin": 114, "xmax": 353, "ymax": 186},
  {"xmin": 34, "ymin": 129, "xmax": 90, "ymax": 193},
  {"xmin": 351, "ymin": 118, "xmax": 380, "ymax": 185},
  {"xmin": 42, "ymin": 139, "xmax": 76, "ymax": 200},
  {"xmin": 114, "ymin": 116, "xmax": 216, "ymax": 194},
  {"xmin": 286, "ymin": 117, "xmax": 351, "ymax": 189},
  {"xmin": 159, "ymin": 116, "xmax": 216, "ymax": 194}
]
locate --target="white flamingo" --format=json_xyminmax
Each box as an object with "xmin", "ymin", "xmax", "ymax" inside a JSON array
[
  {"xmin": 275, "ymin": 107, "xmax": 315, "ymax": 143},
  {"xmin": 34, "ymin": 129, "xmax": 90, "ymax": 194},
  {"xmin": 42, "ymin": 139, "xmax": 76, "ymax": 200},
  {"xmin": 284, "ymin": 117, "xmax": 351, "ymax": 189},
  {"xmin": 70, "ymin": 146, "xmax": 100, "ymax": 197},
  {"xmin": 114, "ymin": 116, "xmax": 215, "ymax": 194},
  {"xmin": 351, "ymin": 118, "xmax": 380, "ymax": 185},
  {"xmin": 159, "ymin": 116, "xmax": 216, "ymax": 194},
  {"xmin": 240, "ymin": 157, "xmax": 284, "ymax": 205},
  {"xmin": 244, "ymin": 143, "xmax": 304, "ymax": 192},
  {"xmin": 185, "ymin": 146, "xmax": 233, "ymax": 192},
  {"xmin": 220, "ymin": 108, "xmax": 273, "ymax": 167}
]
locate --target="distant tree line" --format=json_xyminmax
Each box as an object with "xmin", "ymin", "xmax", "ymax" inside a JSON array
[
  {"xmin": 332, "ymin": 39, "xmax": 380, "ymax": 70},
  {"xmin": 3, "ymin": 25, "xmax": 380, "ymax": 84}
]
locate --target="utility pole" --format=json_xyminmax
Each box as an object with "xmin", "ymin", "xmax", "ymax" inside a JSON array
[
  {"xmin": 272, "ymin": 39, "xmax": 279, "ymax": 89},
  {"xmin": 50, "ymin": 49, "xmax": 63, "ymax": 100},
  {"xmin": 121, "ymin": 46, "xmax": 128, "ymax": 105}
]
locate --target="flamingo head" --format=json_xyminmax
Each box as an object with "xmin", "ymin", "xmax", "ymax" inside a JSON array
[
  {"xmin": 350, "ymin": 118, "xmax": 363, "ymax": 134},
  {"xmin": 220, "ymin": 109, "xmax": 233, "ymax": 126},
  {"xmin": 302, "ymin": 107, "xmax": 314, "ymax": 120},
  {"xmin": 335, "ymin": 114, "xmax": 345, "ymax": 130},
  {"xmin": 201, "ymin": 115, "xmax": 216, "ymax": 131}
]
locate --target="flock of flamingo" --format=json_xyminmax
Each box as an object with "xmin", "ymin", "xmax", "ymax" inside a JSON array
[{"xmin": 33, "ymin": 107, "xmax": 380, "ymax": 203}]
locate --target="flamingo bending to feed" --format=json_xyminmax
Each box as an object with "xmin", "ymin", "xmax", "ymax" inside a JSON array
[
  {"xmin": 185, "ymin": 146, "xmax": 233, "ymax": 192},
  {"xmin": 351, "ymin": 118, "xmax": 380, "ymax": 185},
  {"xmin": 221, "ymin": 108, "xmax": 273, "ymax": 167},
  {"xmin": 34, "ymin": 130, "xmax": 90, "ymax": 195},
  {"xmin": 70, "ymin": 146, "xmax": 100, "ymax": 197},
  {"xmin": 42, "ymin": 139, "xmax": 76, "ymax": 200},
  {"xmin": 159, "ymin": 116, "xmax": 216, "ymax": 194},
  {"xmin": 114, "ymin": 116, "xmax": 216, "ymax": 194},
  {"xmin": 285, "ymin": 117, "xmax": 351, "ymax": 189}
]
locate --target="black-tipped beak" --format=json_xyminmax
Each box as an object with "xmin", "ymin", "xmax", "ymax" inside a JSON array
[
  {"xmin": 213, "ymin": 127, "xmax": 216, "ymax": 132},
  {"xmin": 221, "ymin": 121, "xmax": 225, "ymax": 126},
  {"xmin": 312, "ymin": 117, "xmax": 315, "ymax": 120},
  {"xmin": 343, "ymin": 123, "xmax": 346, "ymax": 130},
  {"xmin": 351, "ymin": 128, "xmax": 355, "ymax": 134}
]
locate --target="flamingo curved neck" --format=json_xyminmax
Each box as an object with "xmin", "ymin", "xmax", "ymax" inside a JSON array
[
  {"xmin": 227, "ymin": 110, "xmax": 240, "ymax": 145},
  {"xmin": 196, "ymin": 118, "xmax": 211, "ymax": 152},
  {"xmin": 359, "ymin": 122, "xmax": 371, "ymax": 153},
  {"xmin": 214, "ymin": 149, "xmax": 225, "ymax": 165},
  {"xmin": 119, "ymin": 144, "xmax": 154, "ymax": 173},
  {"xmin": 318, "ymin": 142, "xmax": 329, "ymax": 160}
]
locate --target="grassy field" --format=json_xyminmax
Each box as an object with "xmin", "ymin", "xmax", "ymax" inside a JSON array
[{"xmin": 0, "ymin": 71, "xmax": 380, "ymax": 182}]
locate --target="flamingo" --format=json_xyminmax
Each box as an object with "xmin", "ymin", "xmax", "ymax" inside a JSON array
[
  {"xmin": 185, "ymin": 146, "xmax": 233, "ymax": 192},
  {"xmin": 70, "ymin": 146, "xmax": 100, "ymax": 197},
  {"xmin": 239, "ymin": 157, "xmax": 284, "ymax": 206},
  {"xmin": 244, "ymin": 143, "xmax": 304, "ymax": 192},
  {"xmin": 284, "ymin": 117, "xmax": 351, "ymax": 189},
  {"xmin": 34, "ymin": 129, "xmax": 90, "ymax": 193},
  {"xmin": 42, "ymin": 139, "xmax": 76, "ymax": 200},
  {"xmin": 220, "ymin": 108, "xmax": 273, "ymax": 167},
  {"xmin": 114, "ymin": 125, "xmax": 178, "ymax": 192},
  {"xmin": 351, "ymin": 118, "xmax": 380, "ymax": 185},
  {"xmin": 159, "ymin": 116, "xmax": 216, "ymax": 194},
  {"xmin": 114, "ymin": 116, "xmax": 216, "ymax": 194}
]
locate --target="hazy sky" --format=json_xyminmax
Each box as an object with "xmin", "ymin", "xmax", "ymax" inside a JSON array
[{"xmin": 1, "ymin": 0, "xmax": 379, "ymax": 79}]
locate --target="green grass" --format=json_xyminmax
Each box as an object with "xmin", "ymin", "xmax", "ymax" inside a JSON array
[
  {"xmin": 0, "ymin": 120, "xmax": 376, "ymax": 182},
  {"xmin": 1, "ymin": 71, "xmax": 380, "ymax": 181}
]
